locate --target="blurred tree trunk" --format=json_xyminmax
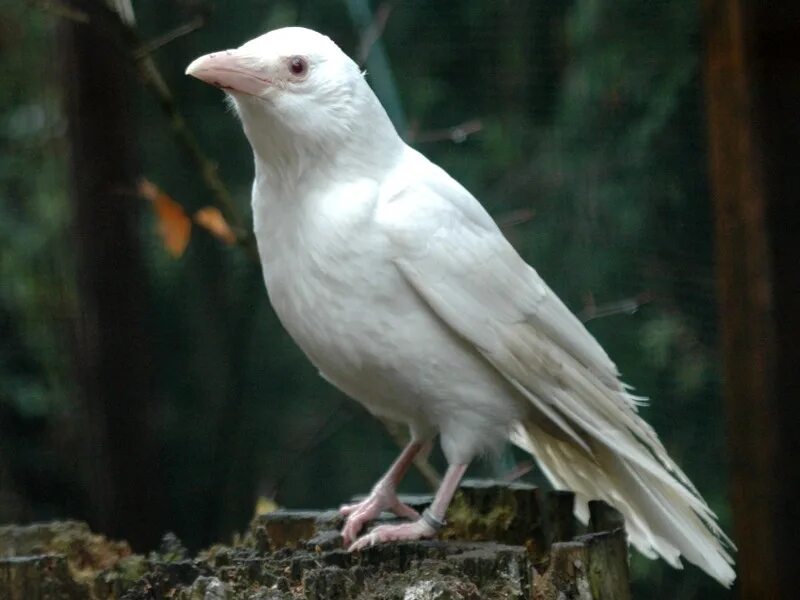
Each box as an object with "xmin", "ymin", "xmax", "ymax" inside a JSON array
[
  {"xmin": 703, "ymin": 1, "xmax": 800, "ymax": 597},
  {"xmin": 59, "ymin": 14, "xmax": 164, "ymax": 550}
]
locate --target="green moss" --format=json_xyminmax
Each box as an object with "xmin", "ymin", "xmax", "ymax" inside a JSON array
[{"xmin": 443, "ymin": 490, "xmax": 519, "ymax": 541}]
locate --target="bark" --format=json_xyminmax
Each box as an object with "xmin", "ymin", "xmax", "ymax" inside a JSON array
[
  {"xmin": 703, "ymin": 1, "xmax": 800, "ymax": 597},
  {"xmin": 0, "ymin": 481, "xmax": 631, "ymax": 599},
  {"xmin": 59, "ymin": 12, "xmax": 164, "ymax": 550}
]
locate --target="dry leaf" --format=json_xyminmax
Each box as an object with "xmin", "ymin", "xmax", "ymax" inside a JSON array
[
  {"xmin": 138, "ymin": 178, "xmax": 191, "ymax": 257},
  {"xmin": 194, "ymin": 206, "xmax": 237, "ymax": 245}
]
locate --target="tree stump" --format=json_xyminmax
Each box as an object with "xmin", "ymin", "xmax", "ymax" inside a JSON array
[{"xmin": 0, "ymin": 481, "xmax": 631, "ymax": 599}]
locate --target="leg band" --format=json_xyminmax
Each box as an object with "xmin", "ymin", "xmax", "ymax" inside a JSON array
[{"xmin": 421, "ymin": 508, "xmax": 446, "ymax": 531}]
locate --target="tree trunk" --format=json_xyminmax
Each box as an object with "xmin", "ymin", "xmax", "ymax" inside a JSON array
[
  {"xmin": 59, "ymin": 13, "xmax": 164, "ymax": 550},
  {"xmin": 703, "ymin": 1, "xmax": 800, "ymax": 597}
]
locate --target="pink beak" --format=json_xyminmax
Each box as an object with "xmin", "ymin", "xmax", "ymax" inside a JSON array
[{"xmin": 185, "ymin": 50, "xmax": 271, "ymax": 96}]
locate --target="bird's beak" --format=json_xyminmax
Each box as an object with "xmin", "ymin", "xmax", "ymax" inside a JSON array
[{"xmin": 185, "ymin": 50, "xmax": 271, "ymax": 96}]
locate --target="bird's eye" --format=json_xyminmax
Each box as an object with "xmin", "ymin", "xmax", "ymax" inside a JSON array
[{"xmin": 288, "ymin": 56, "xmax": 308, "ymax": 76}]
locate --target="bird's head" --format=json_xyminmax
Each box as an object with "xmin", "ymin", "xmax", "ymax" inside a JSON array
[{"xmin": 186, "ymin": 27, "xmax": 400, "ymax": 171}]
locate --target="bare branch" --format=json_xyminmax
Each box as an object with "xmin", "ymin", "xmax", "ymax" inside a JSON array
[
  {"xmin": 503, "ymin": 460, "xmax": 535, "ymax": 482},
  {"xmin": 41, "ymin": 0, "xmax": 256, "ymax": 255},
  {"xmin": 109, "ymin": 0, "xmax": 134, "ymax": 26},
  {"xmin": 408, "ymin": 119, "xmax": 483, "ymax": 144},
  {"xmin": 267, "ymin": 401, "xmax": 356, "ymax": 498},
  {"xmin": 357, "ymin": 1, "xmax": 395, "ymax": 67},
  {"xmin": 497, "ymin": 207, "xmax": 536, "ymax": 230},
  {"xmin": 134, "ymin": 15, "xmax": 206, "ymax": 59},
  {"xmin": 579, "ymin": 291, "xmax": 653, "ymax": 323},
  {"xmin": 133, "ymin": 56, "xmax": 257, "ymax": 256},
  {"xmin": 379, "ymin": 418, "xmax": 441, "ymax": 491},
  {"xmin": 30, "ymin": 0, "xmax": 90, "ymax": 23}
]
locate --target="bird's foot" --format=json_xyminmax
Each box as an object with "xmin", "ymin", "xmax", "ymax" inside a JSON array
[
  {"xmin": 347, "ymin": 519, "xmax": 436, "ymax": 552},
  {"xmin": 339, "ymin": 487, "xmax": 420, "ymax": 545}
]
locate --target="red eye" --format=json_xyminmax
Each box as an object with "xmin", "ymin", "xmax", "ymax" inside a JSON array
[{"xmin": 289, "ymin": 56, "xmax": 307, "ymax": 76}]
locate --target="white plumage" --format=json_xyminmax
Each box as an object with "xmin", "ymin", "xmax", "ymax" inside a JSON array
[{"xmin": 186, "ymin": 26, "xmax": 735, "ymax": 586}]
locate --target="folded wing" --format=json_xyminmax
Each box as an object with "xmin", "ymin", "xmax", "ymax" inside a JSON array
[{"xmin": 377, "ymin": 168, "xmax": 735, "ymax": 586}]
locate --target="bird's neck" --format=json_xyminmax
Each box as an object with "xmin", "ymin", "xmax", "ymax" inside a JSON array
[{"xmin": 244, "ymin": 92, "xmax": 404, "ymax": 196}]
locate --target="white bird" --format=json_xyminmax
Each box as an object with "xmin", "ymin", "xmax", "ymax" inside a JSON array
[{"xmin": 186, "ymin": 27, "xmax": 735, "ymax": 586}]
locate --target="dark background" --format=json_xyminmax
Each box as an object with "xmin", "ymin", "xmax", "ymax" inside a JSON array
[{"xmin": 3, "ymin": 0, "xmax": 796, "ymax": 598}]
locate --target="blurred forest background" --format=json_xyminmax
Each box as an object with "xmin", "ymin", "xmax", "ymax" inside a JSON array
[{"xmin": 0, "ymin": 0, "xmax": 736, "ymax": 597}]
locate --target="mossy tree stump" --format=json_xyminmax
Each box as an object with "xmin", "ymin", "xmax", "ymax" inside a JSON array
[{"xmin": 0, "ymin": 481, "xmax": 631, "ymax": 599}]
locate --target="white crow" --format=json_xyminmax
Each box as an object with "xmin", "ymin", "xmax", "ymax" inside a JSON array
[{"xmin": 186, "ymin": 26, "xmax": 735, "ymax": 586}]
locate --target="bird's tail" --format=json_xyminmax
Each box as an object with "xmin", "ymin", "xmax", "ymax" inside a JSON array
[{"xmin": 511, "ymin": 421, "xmax": 736, "ymax": 587}]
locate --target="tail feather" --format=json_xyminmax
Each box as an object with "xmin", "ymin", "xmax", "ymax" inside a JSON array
[{"xmin": 511, "ymin": 421, "xmax": 736, "ymax": 587}]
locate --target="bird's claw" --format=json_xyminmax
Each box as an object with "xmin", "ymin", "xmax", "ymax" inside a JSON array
[
  {"xmin": 339, "ymin": 487, "xmax": 420, "ymax": 545},
  {"xmin": 347, "ymin": 519, "xmax": 436, "ymax": 552}
]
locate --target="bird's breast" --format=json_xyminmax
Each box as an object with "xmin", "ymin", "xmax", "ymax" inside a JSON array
[
  {"xmin": 253, "ymin": 184, "xmax": 419, "ymax": 394},
  {"xmin": 251, "ymin": 182, "xmax": 525, "ymax": 448}
]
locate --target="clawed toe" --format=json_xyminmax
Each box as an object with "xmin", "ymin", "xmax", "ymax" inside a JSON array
[
  {"xmin": 347, "ymin": 520, "xmax": 436, "ymax": 552},
  {"xmin": 339, "ymin": 502, "xmax": 358, "ymax": 516},
  {"xmin": 339, "ymin": 491, "xmax": 421, "ymax": 545},
  {"xmin": 347, "ymin": 530, "xmax": 378, "ymax": 552}
]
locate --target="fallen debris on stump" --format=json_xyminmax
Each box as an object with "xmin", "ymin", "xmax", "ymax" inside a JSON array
[{"xmin": 0, "ymin": 480, "xmax": 630, "ymax": 599}]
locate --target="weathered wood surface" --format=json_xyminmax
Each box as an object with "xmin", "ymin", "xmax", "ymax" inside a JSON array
[{"xmin": 0, "ymin": 481, "xmax": 631, "ymax": 599}]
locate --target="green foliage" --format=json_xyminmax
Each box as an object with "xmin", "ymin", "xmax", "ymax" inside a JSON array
[{"xmin": 0, "ymin": 2, "xmax": 72, "ymax": 418}]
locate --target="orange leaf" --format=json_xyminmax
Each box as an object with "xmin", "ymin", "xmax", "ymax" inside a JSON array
[
  {"xmin": 138, "ymin": 179, "xmax": 191, "ymax": 258},
  {"xmin": 194, "ymin": 206, "xmax": 237, "ymax": 246}
]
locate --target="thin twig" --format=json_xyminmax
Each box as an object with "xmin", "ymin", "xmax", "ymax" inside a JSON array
[
  {"xmin": 379, "ymin": 418, "xmax": 441, "ymax": 491},
  {"xmin": 497, "ymin": 207, "xmax": 536, "ymax": 230},
  {"xmin": 579, "ymin": 291, "xmax": 653, "ymax": 323},
  {"xmin": 45, "ymin": 0, "xmax": 257, "ymax": 257},
  {"xmin": 30, "ymin": 0, "xmax": 89, "ymax": 23},
  {"xmin": 134, "ymin": 15, "xmax": 206, "ymax": 59},
  {"xmin": 110, "ymin": 0, "xmax": 134, "ymax": 25},
  {"xmin": 134, "ymin": 56, "xmax": 257, "ymax": 256},
  {"xmin": 267, "ymin": 401, "xmax": 356, "ymax": 498},
  {"xmin": 357, "ymin": 1, "xmax": 395, "ymax": 67},
  {"xmin": 503, "ymin": 460, "xmax": 535, "ymax": 482},
  {"xmin": 408, "ymin": 119, "xmax": 483, "ymax": 144}
]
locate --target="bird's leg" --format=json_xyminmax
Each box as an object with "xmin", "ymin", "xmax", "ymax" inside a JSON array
[
  {"xmin": 340, "ymin": 440, "xmax": 430, "ymax": 544},
  {"xmin": 348, "ymin": 462, "xmax": 468, "ymax": 551}
]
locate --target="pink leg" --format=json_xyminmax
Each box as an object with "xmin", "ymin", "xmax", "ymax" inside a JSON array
[
  {"xmin": 348, "ymin": 463, "xmax": 468, "ymax": 551},
  {"xmin": 340, "ymin": 441, "xmax": 429, "ymax": 545}
]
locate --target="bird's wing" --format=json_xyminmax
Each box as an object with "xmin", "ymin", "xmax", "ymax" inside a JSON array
[
  {"xmin": 376, "ymin": 166, "xmax": 735, "ymax": 584},
  {"xmin": 376, "ymin": 166, "xmax": 702, "ymax": 500}
]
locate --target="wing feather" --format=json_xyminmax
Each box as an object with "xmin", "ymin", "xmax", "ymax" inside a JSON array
[{"xmin": 376, "ymin": 154, "xmax": 734, "ymax": 585}]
